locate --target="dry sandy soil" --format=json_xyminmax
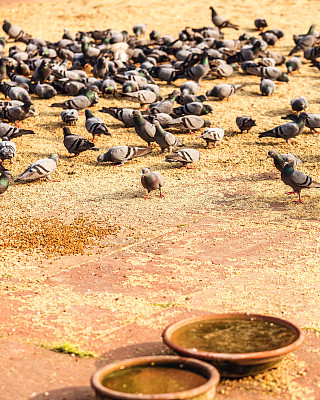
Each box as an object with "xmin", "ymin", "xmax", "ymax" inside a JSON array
[{"xmin": 0, "ymin": 0, "xmax": 320, "ymax": 399}]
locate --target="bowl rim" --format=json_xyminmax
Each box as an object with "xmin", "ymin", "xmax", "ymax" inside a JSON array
[
  {"xmin": 162, "ymin": 313, "xmax": 305, "ymax": 361},
  {"xmin": 91, "ymin": 355, "xmax": 220, "ymax": 400}
]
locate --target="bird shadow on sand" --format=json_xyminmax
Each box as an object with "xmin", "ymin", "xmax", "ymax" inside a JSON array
[
  {"xmin": 254, "ymin": 140, "xmax": 280, "ymax": 147},
  {"xmin": 95, "ymin": 188, "xmax": 146, "ymax": 200},
  {"xmin": 263, "ymin": 107, "xmax": 291, "ymax": 117},
  {"xmin": 243, "ymin": 90, "xmax": 261, "ymax": 97},
  {"xmin": 218, "ymin": 172, "xmax": 279, "ymax": 183},
  {"xmin": 28, "ymin": 386, "xmax": 94, "ymax": 400}
]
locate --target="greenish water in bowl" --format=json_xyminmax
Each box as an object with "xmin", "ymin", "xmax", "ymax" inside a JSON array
[
  {"xmin": 171, "ymin": 319, "xmax": 298, "ymax": 354},
  {"xmin": 102, "ymin": 364, "xmax": 208, "ymax": 394}
]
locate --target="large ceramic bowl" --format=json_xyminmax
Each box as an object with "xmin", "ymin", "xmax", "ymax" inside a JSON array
[
  {"xmin": 91, "ymin": 355, "xmax": 220, "ymax": 400},
  {"xmin": 162, "ymin": 313, "xmax": 304, "ymax": 378}
]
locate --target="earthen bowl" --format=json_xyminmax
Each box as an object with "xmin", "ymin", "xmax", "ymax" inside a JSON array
[
  {"xmin": 162, "ymin": 313, "xmax": 304, "ymax": 378},
  {"xmin": 91, "ymin": 355, "xmax": 220, "ymax": 400}
]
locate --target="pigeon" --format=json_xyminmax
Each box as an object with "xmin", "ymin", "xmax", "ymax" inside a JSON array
[
  {"xmin": 258, "ymin": 57, "xmax": 276, "ymax": 67},
  {"xmin": 267, "ymin": 150, "xmax": 303, "ymax": 172},
  {"xmin": 0, "ymin": 121, "xmax": 35, "ymax": 139},
  {"xmin": 165, "ymin": 148, "xmax": 200, "ymax": 168},
  {"xmin": 30, "ymin": 83, "xmax": 57, "ymax": 99},
  {"xmin": 206, "ymin": 84, "xmax": 244, "ymax": 100},
  {"xmin": 146, "ymin": 90, "xmax": 179, "ymax": 115},
  {"xmin": 153, "ymin": 120, "xmax": 183, "ymax": 154},
  {"xmin": 51, "ymin": 87, "xmax": 99, "ymax": 110},
  {"xmin": 31, "ymin": 60, "xmax": 51, "ymax": 83},
  {"xmin": 63, "ymin": 127, "xmax": 99, "ymax": 156},
  {"xmin": 236, "ymin": 116, "xmax": 256, "ymax": 133},
  {"xmin": 172, "ymin": 102, "xmax": 213, "ymax": 116},
  {"xmin": 180, "ymin": 81, "xmax": 200, "ymax": 95},
  {"xmin": 291, "ymin": 97, "xmax": 307, "ymax": 113},
  {"xmin": 286, "ymin": 55, "xmax": 302, "ymax": 74},
  {"xmin": 145, "ymin": 113, "xmax": 174, "ymax": 128},
  {"xmin": 15, "ymin": 154, "xmax": 59, "ymax": 182},
  {"xmin": 207, "ymin": 63, "xmax": 235, "ymax": 79},
  {"xmin": 0, "ymin": 100, "xmax": 35, "ymax": 123},
  {"xmin": 289, "ymin": 27, "xmax": 316, "ymax": 56},
  {"xmin": 281, "ymin": 161, "xmax": 320, "ymax": 203},
  {"xmin": 2, "ymin": 20, "xmax": 30, "ymax": 42},
  {"xmin": 260, "ymin": 78, "xmax": 275, "ymax": 96},
  {"xmin": 0, "ymin": 166, "xmax": 12, "ymax": 195},
  {"xmin": 132, "ymin": 110, "xmax": 156, "ymax": 145},
  {"xmin": 210, "ymin": 7, "xmax": 239, "ymax": 30},
  {"xmin": 0, "ymin": 136, "xmax": 16, "ymax": 162},
  {"xmin": 255, "ymin": 19, "xmax": 268, "ymax": 31},
  {"xmin": 0, "ymin": 83, "xmax": 31, "ymax": 103},
  {"xmin": 259, "ymin": 112, "xmax": 308, "ymax": 144},
  {"xmin": 133, "ymin": 24, "xmax": 147, "ymax": 37},
  {"xmin": 97, "ymin": 146, "xmax": 152, "ymax": 166},
  {"xmin": 85, "ymin": 109, "xmax": 110, "ymax": 141},
  {"xmin": 175, "ymin": 94, "xmax": 207, "ymax": 105},
  {"xmin": 99, "ymin": 107, "xmax": 135, "ymax": 127},
  {"xmin": 200, "ymin": 127, "xmax": 224, "ymax": 147},
  {"xmin": 61, "ymin": 109, "xmax": 79, "ymax": 126},
  {"xmin": 174, "ymin": 52, "xmax": 210, "ymax": 84},
  {"xmin": 101, "ymin": 78, "xmax": 117, "ymax": 96},
  {"xmin": 121, "ymin": 90, "xmax": 158, "ymax": 108},
  {"xmin": 167, "ymin": 115, "xmax": 211, "ymax": 133},
  {"xmin": 141, "ymin": 168, "xmax": 164, "ymax": 199}
]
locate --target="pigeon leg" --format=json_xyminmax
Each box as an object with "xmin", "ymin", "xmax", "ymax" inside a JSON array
[
  {"xmin": 14, "ymin": 121, "xmax": 21, "ymax": 128},
  {"xmin": 159, "ymin": 188, "xmax": 164, "ymax": 198},
  {"xmin": 296, "ymin": 193, "xmax": 303, "ymax": 203},
  {"xmin": 46, "ymin": 174, "xmax": 60, "ymax": 182},
  {"xmin": 144, "ymin": 193, "xmax": 150, "ymax": 199},
  {"xmin": 186, "ymin": 164, "xmax": 195, "ymax": 169}
]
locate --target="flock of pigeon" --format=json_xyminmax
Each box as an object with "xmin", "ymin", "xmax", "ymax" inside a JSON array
[{"xmin": 0, "ymin": 7, "xmax": 320, "ymax": 202}]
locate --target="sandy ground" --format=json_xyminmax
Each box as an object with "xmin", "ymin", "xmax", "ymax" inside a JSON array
[{"xmin": 0, "ymin": 0, "xmax": 320, "ymax": 399}]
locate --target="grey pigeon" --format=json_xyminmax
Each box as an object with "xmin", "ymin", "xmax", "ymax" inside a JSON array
[
  {"xmin": 175, "ymin": 94, "xmax": 207, "ymax": 105},
  {"xmin": 3, "ymin": 20, "xmax": 30, "ymax": 42},
  {"xmin": 132, "ymin": 110, "xmax": 156, "ymax": 145},
  {"xmin": 174, "ymin": 53, "xmax": 210, "ymax": 84},
  {"xmin": 61, "ymin": 109, "xmax": 79, "ymax": 126},
  {"xmin": 281, "ymin": 161, "xmax": 320, "ymax": 203},
  {"xmin": 201, "ymin": 127, "xmax": 224, "ymax": 147},
  {"xmin": 281, "ymin": 113, "xmax": 320, "ymax": 134},
  {"xmin": 145, "ymin": 113, "xmax": 174, "ymax": 128},
  {"xmin": 259, "ymin": 112, "xmax": 308, "ymax": 144},
  {"xmin": 0, "ymin": 122, "xmax": 34, "ymax": 139},
  {"xmin": 63, "ymin": 127, "xmax": 99, "ymax": 156},
  {"xmin": 0, "ymin": 83, "xmax": 31, "ymax": 103},
  {"xmin": 146, "ymin": 90, "xmax": 179, "ymax": 114},
  {"xmin": 0, "ymin": 100, "xmax": 35, "ymax": 122},
  {"xmin": 99, "ymin": 107, "xmax": 135, "ymax": 127},
  {"xmin": 51, "ymin": 87, "xmax": 98, "ymax": 110},
  {"xmin": 236, "ymin": 116, "xmax": 256, "ymax": 133},
  {"xmin": 133, "ymin": 24, "xmax": 147, "ymax": 37},
  {"xmin": 0, "ymin": 136, "xmax": 16, "ymax": 162},
  {"xmin": 15, "ymin": 154, "xmax": 59, "ymax": 182},
  {"xmin": 167, "ymin": 115, "xmax": 211, "ymax": 132},
  {"xmin": 244, "ymin": 65, "xmax": 289, "ymax": 81},
  {"xmin": 85, "ymin": 109, "xmax": 110, "ymax": 141},
  {"xmin": 260, "ymin": 78, "xmax": 275, "ymax": 96},
  {"xmin": 101, "ymin": 78, "xmax": 117, "ymax": 96},
  {"xmin": 207, "ymin": 63, "xmax": 234, "ymax": 79},
  {"xmin": 210, "ymin": 7, "xmax": 239, "ymax": 30},
  {"xmin": 153, "ymin": 120, "xmax": 183, "ymax": 154},
  {"xmin": 141, "ymin": 168, "xmax": 164, "ymax": 199},
  {"xmin": 258, "ymin": 57, "xmax": 276, "ymax": 67},
  {"xmin": 289, "ymin": 28, "xmax": 316, "ymax": 56},
  {"xmin": 206, "ymin": 84, "xmax": 244, "ymax": 100},
  {"xmin": 0, "ymin": 167, "xmax": 12, "ymax": 195},
  {"xmin": 172, "ymin": 102, "xmax": 213, "ymax": 116},
  {"xmin": 291, "ymin": 97, "xmax": 307, "ymax": 113},
  {"xmin": 121, "ymin": 90, "xmax": 157, "ymax": 108},
  {"xmin": 165, "ymin": 148, "xmax": 200, "ymax": 168},
  {"xmin": 180, "ymin": 81, "xmax": 200, "ymax": 95},
  {"xmin": 30, "ymin": 83, "xmax": 57, "ymax": 99},
  {"xmin": 267, "ymin": 150, "xmax": 303, "ymax": 172},
  {"xmin": 97, "ymin": 146, "xmax": 152, "ymax": 166},
  {"xmin": 286, "ymin": 55, "xmax": 302, "ymax": 73}
]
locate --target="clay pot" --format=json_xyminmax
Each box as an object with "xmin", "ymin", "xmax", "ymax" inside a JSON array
[
  {"xmin": 91, "ymin": 355, "xmax": 220, "ymax": 400},
  {"xmin": 162, "ymin": 313, "xmax": 304, "ymax": 378}
]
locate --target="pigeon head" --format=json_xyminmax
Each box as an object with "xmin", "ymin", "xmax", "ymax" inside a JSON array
[
  {"xmin": 203, "ymin": 119, "xmax": 211, "ymax": 127},
  {"xmin": 85, "ymin": 109, "xmax": 94, "ymax": 119},
  {"xmin": 97, "ymin": 153, "xmax": 109, "ymax": 163},
  {"xmin": 63, "ymin": 127, "xmax": 72, "ymax": 137},
  {"xmin": 279, "ymin": 73, "xmax": 289, "ymax": 83},
  {"xmin": 50, "ymin": 154, "xmax": 59, "ymax": 163},
  {"xmin": 267, "ymin": 150, "xmax": 278, "ymax": 159}
]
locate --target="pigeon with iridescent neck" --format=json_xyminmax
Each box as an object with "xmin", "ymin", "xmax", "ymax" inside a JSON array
[
  {"xmin": 281, "ymin": 161, "xmax": 320, "ymax": 203},
  {"xmin": 174, "ymin": 52, "xmax": 210, "ymax": 84},
  {"xmin": 132, "ymin": 110, "xmax": 156, "ymax": 146},
  {"xmin": 291, "ymin": 97, "xmax": 307, "ymax": 113},
  {"xmin": 141, "ymin": 168, "xmax": 164, "ymax": 199},
  {"xmin": 267, "ymin": 150, "xmax": 303, "ymax": 172},
  {"xmin": 153, "ymin": 120, "xmax": 183, "ymax": 154},
  {"xmin": 259, "ymin": 112, "xmax": 308, "ymax": 144},
  {"xmin": 51, "ymin": 87, "xmax": 99, "ymax": 110}
]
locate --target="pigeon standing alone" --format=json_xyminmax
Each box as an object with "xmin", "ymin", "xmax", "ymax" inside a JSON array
[
  {"xmin": 210, "ymin": 7, "xmax": 239, "ymax": 30},
  {"xmin": 61, "ymin": 109, "xmax": 79, "ymax": 126},
  {"xmin": 141, "ymin": 168, "xmax": 164, "ymax": 199},
  {"xmin": 201, "ymin": 127, "xmax": 224, "ymax": 148},
  {"xmin": 236, "ymin": 116, "xmax": 256, "ymax": 133}
]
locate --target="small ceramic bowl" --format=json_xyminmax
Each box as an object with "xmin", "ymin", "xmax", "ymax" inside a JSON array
[
  {"xmin": 162, "ymin": 313, "xmax": 304, "ymax": 377},
  {"xmin": 91, "ymin": 355, "xmax": 220, "ymax": 400}
]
